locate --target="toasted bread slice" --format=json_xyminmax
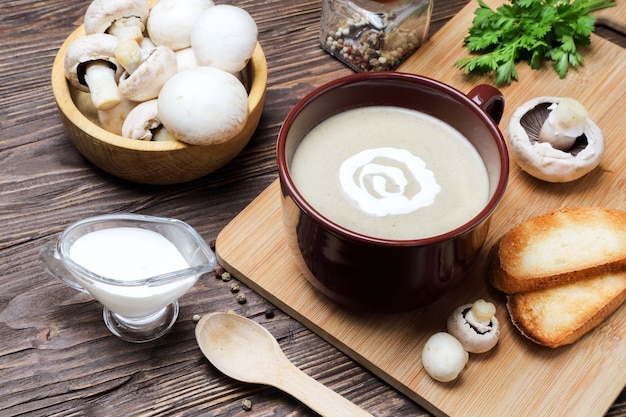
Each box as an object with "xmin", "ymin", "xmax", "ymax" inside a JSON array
[
  {"xmin": 490, "ymin": 207, "xmax": 626, "ymax": 294},
  {"xmin": 506, "ymin": 270, "xmax": 626, "ymax": 348}
]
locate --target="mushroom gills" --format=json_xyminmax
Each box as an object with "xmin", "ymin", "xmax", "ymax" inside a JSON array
[{"xmin": 520, "ymin": 103, "xmax": 588, "ymax": 156}]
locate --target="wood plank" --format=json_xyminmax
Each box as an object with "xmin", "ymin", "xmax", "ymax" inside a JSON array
[{"xmin": 216, "ymin": 0, "xmax": 626, "ymax": 416}]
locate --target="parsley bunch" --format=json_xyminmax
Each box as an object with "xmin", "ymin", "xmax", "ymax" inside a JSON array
[{"xmin": 454, "ymin": 0, "xmax": 615, "ymax": 85}]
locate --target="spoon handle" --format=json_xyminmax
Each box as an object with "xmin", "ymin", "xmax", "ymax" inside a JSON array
[{"xmin": 275, "ymin": 362, "xmax": 374, "ymax": 417}]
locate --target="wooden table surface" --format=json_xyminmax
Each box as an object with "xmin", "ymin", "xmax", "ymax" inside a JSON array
[{"xmin": 1, "ymin": 0, "xmax": 624, "ymax": 416}]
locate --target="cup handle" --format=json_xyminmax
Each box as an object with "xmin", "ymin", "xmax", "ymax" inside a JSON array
[
  {"xmin": 467, "ymin": 84, "xmax": 505, "ymax": 124},
  {"xmin": 39, "ymin": 243, "xmax": 89, "ymax": 293}
]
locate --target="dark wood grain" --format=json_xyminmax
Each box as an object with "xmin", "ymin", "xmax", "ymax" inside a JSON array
[{"xmin": 1, "ymin": 0, "xmax": 624, "ymax": 416}]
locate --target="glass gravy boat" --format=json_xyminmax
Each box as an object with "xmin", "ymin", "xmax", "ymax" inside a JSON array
[{"xmin": 39, "ymin": 214, "xmax": 216, "ymax": 343}]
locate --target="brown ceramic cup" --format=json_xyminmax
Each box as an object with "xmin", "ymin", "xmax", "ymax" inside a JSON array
[{"xmin": 277, "ymin": 72, "xmax": 508, "ymax": 312}]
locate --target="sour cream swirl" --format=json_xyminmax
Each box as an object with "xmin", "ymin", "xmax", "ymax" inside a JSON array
[{"xmin": 339, "ymin": 147, "xmax": 441, "ymax": 216}]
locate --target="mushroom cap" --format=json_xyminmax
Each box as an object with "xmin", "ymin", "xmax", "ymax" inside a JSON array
[
  {"xmin": 447, "ymin": 303, "xmax": 500, "ymax": 354},
  {"xmin": 157, "ymin": 66, "xmax": 249, "ymax": 146},
  {"xmin": 122, "ymin": 99, "xmax": 160, "ymax": 140},
  {"xmin": 190, "ymin": 5, "xmax": 258, "ymax": 73},
  {"xmin": 175, "ymin": 48, "xmax": 199, "ymax": 72},
  {"xmin": 421, "ymin": 332, "xmax": 469, "ymax": 382},
  {"xmin": 147, "ymin": 0, "xmax": 214, "ymax": 51},
  {"xmin": 84, "ymin": 0, "xmax": 150, "ymax": 35},
  {"xmin": 64, "ymin": 33, "xmax": 123, "ymax": 92},
  {"xmin": 507, "ymin": 96, "xmax": 605, "ymax": 183},
  {"xmin": 118, "ymin": 45, "xmax": 177, "ymax": 102}
]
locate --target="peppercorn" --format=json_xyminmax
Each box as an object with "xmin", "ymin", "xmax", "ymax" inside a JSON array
[
  {"xmin": 264, "ymin": 308, "xmax": 275, "ymax": 319},
  {"xmin": 192, "ymin": 314, "xmax": 201, "ymax": 323},
  {"xmin": 236, "ymin": 294, "xmax": 247, "ymax": 304},
  {"xmin": 214, "ymin": 264, "xmax": 224, "ymax": 278},
  {"xmin": 221, "ymin": 271, "xmax": 231, "ymax": 282},
  {"xmin": 241, "ymin": 398, "xmax": 252, "ymax": 411},
  {"xmin": 230, "ymin": 283, "xmax": 239, "ymax": 293}
]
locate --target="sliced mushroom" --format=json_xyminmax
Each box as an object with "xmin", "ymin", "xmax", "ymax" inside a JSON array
[
  {"xmin": 118, "ymin": 45, "xmax": 177, "ymax": 102},
  {"xmin": 422, "ymin": 332, "xmax": 468, "ymax": 382},
  {"xmin": 147, "ymin": 0, "xmax": 214, "ymax": 51},
  {"xmin": 507, "ymin": 96, "xmax": 604, "ymax": 182},
  {"xmin": 84, "ymin": 0, "xmax": 149, "ymax": 44},
  {"xmin": 157, "ymin": 66, "xmax": 249, "ymax": 145},
  {"xmin": 64, "ymin": 33, "xmax": 123, "ymax": 110},
  {"xmin": 190, "ymin": 5, "xmax": 258, "ymax": 73},
  {"xmin": 447, "ymin": 299, "xmax": 500, "ymax": 353}
]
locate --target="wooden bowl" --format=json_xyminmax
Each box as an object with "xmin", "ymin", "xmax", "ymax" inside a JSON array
[{"xmin": 51, "ymin": 26, "xmax": 267, "ymax": 185}]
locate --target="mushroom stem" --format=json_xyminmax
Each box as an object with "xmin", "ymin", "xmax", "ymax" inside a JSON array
[
  {"xmin": 152, "ymin": 127, "xmax": 178, "ymax": 142},
  {"xmin": 83, "ymin": 62, "xmax": 121, "ymax": 110},
  {"xmin": 108, "ymin": 16, "xmax": 145, "ymax": 43},
  {"xmin": 115, "ymin": 39, "xmax": 149, "ymax": 74},
  {"xmin": 539, "ymin": 98, "xmax": 589, "ymax": 151},
  {"xmin": 465, "ymin": 299, "xmax": 496, "ymax": 333}
]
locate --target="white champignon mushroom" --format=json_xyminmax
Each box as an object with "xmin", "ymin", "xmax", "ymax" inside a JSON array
[
  {"xmin": 64, "ymin": 33, "xmax": 123, "ymax": 111},
  {"xmin": 422, "ymin": 332, "xmax": 468, "ymax": 382},
  {"xmin": 118, "ymin": 45, "xmax": 177, "ymax": 102},
  {"xmin": 157, "ymin": 66, "xmax": 249, "ymax": 145},
  {"xmin": 447, "ymin": 299, "xmax": 500, "ymax": 354},
  {"xmin": 190, "ymin": 4, "xmax": 258, "ymax": 73},
  {"xmin": 507, "ymin": 96, "xmax": 605, "ymax": 182},
  {"xmin": 84, "ymin": 0, "xmax": 149, "ymax": 44},
  {"xmin": 122, "ymin": 99, "xmax": 175, "ymax": 141},
  {"xmin": 147, "ymin": 0, "xmax": 214, "ymax": 51}
]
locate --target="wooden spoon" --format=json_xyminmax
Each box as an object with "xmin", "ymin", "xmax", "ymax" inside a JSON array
[{"xmin": 195, "ymin": 312, "xmax": 374, "ymax": 417}]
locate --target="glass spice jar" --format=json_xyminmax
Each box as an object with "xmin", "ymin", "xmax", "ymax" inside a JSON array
[{"xmin": 319, "ymin": 0, "xmax": 433, "ymax": 72}]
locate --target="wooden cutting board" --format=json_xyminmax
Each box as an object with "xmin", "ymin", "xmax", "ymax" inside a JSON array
[{"xmin": 216, "ymin": 1, "xmax": 626, "ymax": 416}]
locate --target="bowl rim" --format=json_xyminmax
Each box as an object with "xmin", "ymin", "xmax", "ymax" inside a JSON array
[
  {"xmin": 276, "ymin": 71, "xmax": 510, "ymax": 246},
  {"xmin": 51, "ymin": 26, "xmax": 268, "ymax": 153}
]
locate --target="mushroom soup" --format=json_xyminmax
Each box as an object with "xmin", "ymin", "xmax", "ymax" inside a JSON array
[{"xmin": 289, "ymin": 106, "xmax": 489, "ymax": 240}]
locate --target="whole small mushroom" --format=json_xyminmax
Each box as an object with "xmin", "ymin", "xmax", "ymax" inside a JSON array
[
  {"xmin": 121, "ymin": 99, "xmax": 159, "ymax": 140},
  {"xmin": 507, "ymin": 96, "xmax": 604, "ymax": 182},
  {"xmin": 64, "ymin": 33, "xmax": 123, "ymax": 110},
  {"xmin": 84, "ymin": 0, "xmax": 149, "ymax": 44},
  {"xmin": 122, "ymin": 99, "xmax": 176, "ymax": 141},
  {"xmin": 157, "ymin": 66, "xmax": 249, "ymax": 145},
  {"xmin": 447, "ymin": 299, "xmax": 500, "ymax": 354},
  {"xmin": 422, "ymin": 332, "xmax": 468, "ymax": 382},
  {"xmin": 147, "ymin": 0, "xmax": 214, "ymax": 51},
  {"xmin": 190, "ymin": 5, "xmax": 258, "ymax": 73}
]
